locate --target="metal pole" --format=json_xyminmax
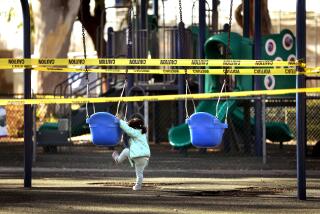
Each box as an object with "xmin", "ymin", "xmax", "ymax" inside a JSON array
[
  {"xmin": 178, "ymin": 22, "xmax": 185, "ymax": 124},
  {"xmin": 153, "ymin": 0, "xmax": 159, "ymax": 17},
  {"xmin": 32, "ymin": 104, "xmax": 36, "ymax": 163},
  {"xmin": 107, "ymin": 27, "xmax": 114, "ymax": 58},
  {"xmin": 162, "ymin": 0, "xmax": 166, "ymax": 58},
  {"xmin": 137, "ymin": 0, "xmax": 147, "ymax": 58},
  {"xmin": 127, "ymin": 12, "xmax": 134, "ymax": 118},
  {"xmin": 107, "ymin": 27, "xmax": 114, "ymax": 89},
  {"xmin": 140, "ymin": 0, "xmax": 147, "ymax": 30},
  {"xmin": 211, "ymin": 0, "xmax": 219, "ymax": 32},
  {"xmin": 296, "ymin": 0, "xmax": 306, "ymax": 201},
  {"xmin": 198, "ymin": 0, "xmax": 206, "ymax": 93},
  {"xmin": 243, "ymin": 0, "xmax": 252, "ymax": 154},
  {"xmin": 262, "ymin": 97, "xmax": 266, "ymax": 164},
  {"xmin": 254, "ymin": 0, "xmax": 263, "ymax": 157},
  {"xmin": 243, "ymin": 0, "xmax": 250, "ymax": 38},
  {"xmin": 20, "ymin": 0, "xmax": 33, "ymax": 188},
  {"xmin": 315, "ymin": 15, "xmax": 318, "ymax": 66}
]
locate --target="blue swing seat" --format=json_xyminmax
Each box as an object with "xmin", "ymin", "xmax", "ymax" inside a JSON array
[
  {"xmin": 86, "ymin": 112, "xmax": 122, "ymax": 146},
  {"xmin": 187, "ymin": 112, "xmax": 228, "ymax": 148}
]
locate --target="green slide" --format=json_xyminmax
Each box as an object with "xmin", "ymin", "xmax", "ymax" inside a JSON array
[
  {"xmin": 168, "ymin": 100, "xmax": 293, "ymax": 148},
  {"xmin": 231, "ymin": 107, "xmax": 294, "ymax": 143},
  {"xmin": 168, "ymin": 99, "xmax": 237, "ymax": 147}
]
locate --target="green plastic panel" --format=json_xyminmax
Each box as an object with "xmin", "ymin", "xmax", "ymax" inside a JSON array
[{"xmin": 204, "ymin": 29, "xmax": 296, "ymax": 92}]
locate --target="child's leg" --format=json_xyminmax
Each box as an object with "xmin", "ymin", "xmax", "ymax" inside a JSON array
[
  {"xmin": 133, "ymin": 157, "xmax": 149, "ymax": 189},
  {"xmin": 116, "ymin": 148, "xmax": 130, "ymax": 163}
]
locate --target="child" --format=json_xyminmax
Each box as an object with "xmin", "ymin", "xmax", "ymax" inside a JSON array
[{"xmin": 112, "ymin": 117, "xmax": 151, "ymax": 191}]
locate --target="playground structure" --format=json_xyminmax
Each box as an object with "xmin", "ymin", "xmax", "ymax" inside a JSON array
[
  {"xmin": 169, "ymin": 29, "xmax": 296, "ymax": 149},
  {"xmin": 0, "ymin": 0, "xmax": 318, "ymax": 202},
  {"xmin": 37, "ymin": 4, "xmax": 295, "ymax": 151}
]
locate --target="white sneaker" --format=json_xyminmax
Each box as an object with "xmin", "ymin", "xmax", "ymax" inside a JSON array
[
  {"xmin": 112, "ymin": 151, "xmax": 119, "ymax": 163},
  {"xmin": 132, "ymin": 185, "xmax": 142, "ymax": 191}
]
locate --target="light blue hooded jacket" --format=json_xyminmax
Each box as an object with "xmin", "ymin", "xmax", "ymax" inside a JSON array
[{"xmin": 119, "ymin": 120, "xmax": 151, "ymax": 159}]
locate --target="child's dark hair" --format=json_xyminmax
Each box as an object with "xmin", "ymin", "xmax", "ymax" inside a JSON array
[{"xmin": 128, "ymin": 118, "xmax": 147, "ymax": 134}]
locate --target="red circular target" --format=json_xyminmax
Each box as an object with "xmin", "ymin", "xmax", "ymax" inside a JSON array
[
  {"xmin": 287, "ymin": 54, "xmax": 296, "ymax": 69},
  {"xmin": 287, "ymin": 54, "xmax": 296, "ymax": 62},
  {"xmin": 264, "ymin": 75, "xmax": 276, "ymax": 90},
  {"xmin": 265, "ymin": 39, "xmax": 276, "ymax": 56},
  {"xmin": 282, "ymin": 33, "xmax": 294, "ymax": 51}
]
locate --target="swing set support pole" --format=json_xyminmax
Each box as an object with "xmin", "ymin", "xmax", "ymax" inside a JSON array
[
  {"xmin": 211, "ymin": 0, "xmax": 219, "ymax": 32},
  {"xmin": 153, "ymin": 0, "xmax": 159, "ymax": 17},
  {"xmin": 20, "ymin": 0, "xmax": 33, "ymax": 188},
  {"xmin": 253, "ymin": 0, "xmax": 263, "ymax": 157},
  {"xmin": 107, "ymin": 27, "xmax": 114, "ymax": 89},
  {"xmin": 198, "ymin": 0, "xmax": 206, "ymax": 93},
  {"xmin": 243, "ymin": 0, "xmax": 250, "ymax": 38},
  {"xmin": 177, "ymin": 22, "xmax": 185, "ymax": 124},
  {"xmin": 127, "ymin": 7, "xmax": 134, "ymax": 118},
  {"xmin": 296, "ymin": 0, "xmax": 306, "ymax": 201}
]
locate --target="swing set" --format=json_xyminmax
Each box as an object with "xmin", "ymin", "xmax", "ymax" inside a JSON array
[{"xmin": 86, "ymin": 0, "xmax": 231, "ymax": 148}]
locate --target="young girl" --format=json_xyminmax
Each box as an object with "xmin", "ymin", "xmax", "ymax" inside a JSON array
[{"xmin": 112, "ymin": 117, "xmax": 151, "ymax": 191}]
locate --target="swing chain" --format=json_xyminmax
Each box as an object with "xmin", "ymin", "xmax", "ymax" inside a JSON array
[
  {"xmin": 178, "ymin": 0, "xmax": 183, "ymax": 24},
  {"xmin": 225, "ymin": 0, "xmax": 234, "ymax": 122},
  {"xmin": 178, "ymin": 0, "xmax": 186, "ymax": 118},
  {"xmin": 178, "ymin": 0, "xmax": 184, "ymax": 47},
  {"xmin": 82, "ymin": 26, "xmax": 96, "ymax": 118},
  {"xmin": 185, "ymin": 75, "xmax": 196, "ymax": 119},
  {"xmin": 162, "ymin": 0, "xmax": 166, "ymax": 58},
  {"xmin": 226, "ymin": 0, "xmax": 234, "ymax": 60},
  {"xmin": 215, "ymin": 0, "xmax": 233, "ymax": 123},
  {"xmin": 177, "ymin": 0, "xmax": 196, "ymax": 119},
  {"xmin": 225, "ymin": 0, "xmax": 234, "ymax": 83},
  {"xmin": 127, "ymin": 6, "xmax": 133, "ymax": 46},
  {"xmin": 116, "ymin": 78, "xmax": 127, "ymax": 120},
  {"xmin": 117, "ymin": 6, "xmax": 133, "ymax": 121},
  {"xmin": 80, "ymin": 7, "xmax": 95, "ymax": 119},
  {"xmin": 185, "ymin": 69, "xmax": 189, "ymax": 118},
  {"xmin": 81, "ymin": 25, "xmax": 87, "ymax": 73}
]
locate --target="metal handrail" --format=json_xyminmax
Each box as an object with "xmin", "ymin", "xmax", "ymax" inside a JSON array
[{"xmin": 53, "ymin": 72, "xmax": 83, "ymax": 97}]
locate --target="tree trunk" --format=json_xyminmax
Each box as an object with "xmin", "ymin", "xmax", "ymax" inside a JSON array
[
  {"xmin": 78, "ymin": 0, "xmax": 107, "ymax": 92},
  {"xmin": 78, "ymin": 0, "xmax": 106, "ymax": 58},
  {"xmin": 32, "ymin": 0, "xmax": 81, "ymax": 94},
  {"xmin": 235, "ymin": 0, "xmax": 272, "ymax": 37}
]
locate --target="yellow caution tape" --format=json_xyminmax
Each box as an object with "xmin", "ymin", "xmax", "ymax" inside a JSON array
[
  {"xmin": 0, "ymin": 66, "xmax": 317, "ymax": 76},
  {"xmin": 34, "ymin": 95, "xmax": 62, "ymax": 99},
  {"xmin": 36, "ymin": 66, "xmax": 320, "ymax": 75},
  {"xmin": 0, "ymin": 87, "xmax": 319, "ymax": 106},
  {"xmin": 0, "ymin": 58, "xmax": 304, "ymax": 67},
  {"xmin": 0, "ymin": 65, "xmax": 33, "ymax": 69},
  {"xmin": 10, "ymin": 95, "xmax": 59, "ymax": 99}
]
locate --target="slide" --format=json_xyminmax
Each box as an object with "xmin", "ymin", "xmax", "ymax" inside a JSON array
[
  {"xmin": 168, "ymin": 99, "xmax": 237, "ymax": 147},
  {"xmin": 168, "ymin": 99, "xmax": 293, "ymax": 148},
  {"xmin": 231, "ymin": 107, "xmax": 294, "ymax": 143}
]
